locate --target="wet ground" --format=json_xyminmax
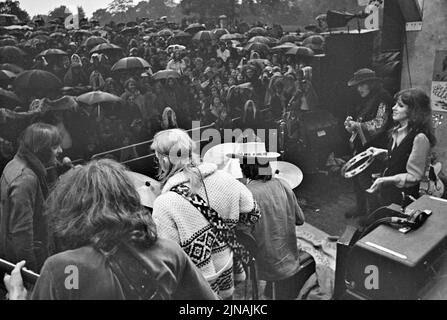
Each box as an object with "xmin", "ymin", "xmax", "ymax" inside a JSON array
[{"xmin": 295, "ymin": 170, "xmax": 359, "ymax": 237}]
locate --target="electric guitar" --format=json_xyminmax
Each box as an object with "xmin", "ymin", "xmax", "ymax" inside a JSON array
[{"xmin": 419, "ymin": 162, "xmax": 445, "ymax": 198}]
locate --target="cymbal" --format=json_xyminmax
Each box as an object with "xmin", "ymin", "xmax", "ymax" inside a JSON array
[
  {"xmin": 271, "ymin": 161, "xmax": 303, "ymax": 189},
  {"xmin": 203, "ymin": 143, "xmax": 239, "ymax": 171},
  {"xmin": 125, "ymin": 171, "xmax": 161, "ymax": 208}
]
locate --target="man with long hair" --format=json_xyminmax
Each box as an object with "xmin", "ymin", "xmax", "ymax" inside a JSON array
[
  {"xmin": 4, "ymin": 159, "xmax": 217, "ymax": 300},
  {"xmin": 1, "ymin": 123, "xmax": 62, "ymax": 273}
]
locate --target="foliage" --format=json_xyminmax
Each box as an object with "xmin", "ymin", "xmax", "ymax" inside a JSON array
[{"xmin": 0, "ymin": 0, "xmax": 30, "ymax": 22}]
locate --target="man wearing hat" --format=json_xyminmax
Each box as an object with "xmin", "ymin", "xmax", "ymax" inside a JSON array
[
  {"xmin": 344, "ymin": 68, "xmax": 393, "ymax": 219},
  {"xmin": 228, "ymin": 141, "xmax": 306, "ymax": 299}
]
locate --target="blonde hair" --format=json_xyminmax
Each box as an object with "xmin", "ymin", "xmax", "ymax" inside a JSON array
[
  {"xmin": 243, "ymin": 99, "xmax": 257, "ymax": 123},
  {"xmin": 150, "ymin": 129, "xmax": 201, "ymax": 194}
]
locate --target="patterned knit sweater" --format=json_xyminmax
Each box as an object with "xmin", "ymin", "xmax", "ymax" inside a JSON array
[{"xmin": 152, "ymin": 163, "xmax": 258, "ymax": 298}]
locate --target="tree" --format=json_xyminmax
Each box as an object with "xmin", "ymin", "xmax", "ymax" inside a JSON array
[
  {"xmin": 48, "ymin": 5, "xmax": 72, "ymax": 21},
  {"xmin": 0, "ymin": 0, "xmax": 30, "ymax": 22},
  {"xmin": 107, "ymin": 0, "xmax": 134, "ymax": 14},
  {"xmin": 77, "ymin": 6, "xmax": 86, "ymax": 21},
  {"xmin": 179, "ymin": 0, "xmax": 237, "ymax": 21}
]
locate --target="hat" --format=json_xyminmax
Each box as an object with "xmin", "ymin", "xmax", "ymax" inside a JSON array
[
  {"xmin": 347, "ymin": 68, "xmax": 380, "ymax": 87},
  {"xmin": 226, "ymin": 142, "xmax": 280, "ymax": 161}
]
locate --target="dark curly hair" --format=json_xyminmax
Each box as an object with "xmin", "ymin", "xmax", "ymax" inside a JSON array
[
  {"xmin": 393, "ymin": 88, "xmax": 436, "ymax": 147},
  {"xmin": 46, "ymin": 158, "xmax": 157, "ymax": 252}
]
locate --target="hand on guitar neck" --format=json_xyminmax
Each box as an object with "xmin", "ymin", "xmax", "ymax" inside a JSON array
[{"xmin": 345, "ymin": 116, "xmax": 367, "ymax": 150}]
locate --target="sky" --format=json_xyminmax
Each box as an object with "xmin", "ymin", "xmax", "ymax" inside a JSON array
[{"xmin": 18, "ymin": 0, "xmax": 118, "ymax": 17}]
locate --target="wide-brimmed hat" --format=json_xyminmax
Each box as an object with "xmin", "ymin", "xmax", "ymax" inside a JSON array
[
  {"xmin": 347, "ymin": 68, "xmax": 380, "ymax": 87},
  {"xmin": 226, "ymin": 142, "xmax": 280, "ymax": 161}
]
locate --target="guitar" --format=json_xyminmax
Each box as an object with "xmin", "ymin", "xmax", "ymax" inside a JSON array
[{"xmin": 419, "ymin": 162, "xmax": 445, "ymax": 198}]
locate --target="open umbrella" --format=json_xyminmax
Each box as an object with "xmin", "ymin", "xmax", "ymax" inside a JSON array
[
  {"xmin": 0, "ymin": 63, "xmax": 24, "ymax": 74},
  {"xmin": 36, "ymin": 49, "xmax": 68, "ymax": 58},
  {"xmin": 271, "ymin": 42, "xmax": 299, "ymax": 52},
  {"xmin": 152, "ymin": 69, "xmax": 180, "ymax": 81},
  {"xmin": 83, "ymin": 36, "xmax": 108, "ymax": 48},
  {"xmin": 220, "ymin": 33, "xmax": 245, "ymax": 41},
  {"xmin": 0, "ymin": 88, "xmax": 22, "ymax": 106},
  {"xmin": 285, "ymin": 46, "xmax": 314, "ymax": 57},
  {"xmin": 77, "ymin": 91, "xmax": 123, "ymax": 105},
  {"xmin": 0, "ymin": 38, "xmax": 18, "ymax": 46},
  {"xmin": 111, "ymin": 57, "xmax": 151, "ymax": 72},
  {"xmin": 193, "ymin": 30, "xmax": 216, "ymax": 42},
  {"xmin": 212, "ymin": 28, "xmax": 229, "ymax": 39},
  {"xmin": 32, "ymin": 34, "xmax": 51, "ymax": 42},
  {"xmin": 73, "ymin": 29, "xmax": 92, "ymax": 37},
  {"xmin": 280, "ymin": 34, "xmax": 300, "ymax": 43},
  {"xmin": 50, "ymin": 32, "xmax": 65, "ymax": 38},
  {"xmin": 0, "ymin": 46, "xmax": 26, "ymax": 63},
  {"xmin": 166, "ymin": 44, "xmax": 186, "ymax": 52},
  {"xmin": 90, "ymin": 43, "xmax": 123, "ymax": 55},
  {"xmin": 0, "ymin": 70, "xmax": 18, "ymax": 81},
  {"xmin": 247, "ymin": 27, "xmax": 267, "ymax": 37},
  {"xmin": 121, "ymin": 27, "xmax": 139, "ymax": 35},
  {"xmin": 174, "ymin": 31, "xmax": 192, "ymax": 39},
  {"xmin": 77, "ymin": 91, "xmax": 122, "ymax": 119},
  {"xmin": 14, "ymin": 70, "xmax": 63, "ymax": 93},
  {"xmin": 248, "ymin": 36, "xmax": 272, "ymax": 45},
  {"xmin": 244, "ymin": 42, "xmax": 270, "ymax": 55},
  {"xmin": 158, "ymin": 29, "xmax": 174, "ymax": 37},
  {"xmin": 185, "ymin": 23, "xmax": 206, "ymax": 34}
]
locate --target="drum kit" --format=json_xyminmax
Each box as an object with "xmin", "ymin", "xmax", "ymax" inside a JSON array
[{"xmin": 126, "ymin": 142, "xmax": 304, "ymax": 208}]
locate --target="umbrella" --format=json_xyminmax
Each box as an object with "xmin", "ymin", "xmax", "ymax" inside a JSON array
[
  {"xmin": 0, "ymin": 38, "xmax": 18, "ymax": 46},
  {"xmin": 77, "ymin": 91, "xmax": 123, "ymax": 105},
  {"xmin": 280, "ymin": 34, "xmax": 300, "ymax": 43},
  {"xmin": 0, "ymin": 63, "xmax": 24, "ymax": 74},
  {"xmin": 248, "ymin": 36, "xmax": 271, "ymax": 45},
  {"xmin": 0, "ymin": 46, "xmax": 26, "ymax": 63},
  {"xmin": 83, "ymin": 36, "xmax": 108, "ymax": 48},
  {"xmin": 212, "ymin": 28, "xmax": 229, "ymax": 39},
  {"xmin": 111, "ymin": 57, "xmax": 151, "ymax": 72},
  {"xmin": 174, "ymin": 31, "xmax": 192, "ymax": 39},
  {"xmin": 185, "ymin": 23, "xmax": 206, "ymax": 34},
  {"xmin": 14, "ymin": 70, "xmax": 63, "ymax": 93},
  {"xmin": 193, "ymin": 30, "xmax": 216, "ymax": 42},
  {"xmin": 0, "ymin": 70, "xmax": 17, "ymax": 81},
  {"xmin": 22, "ymin": 38, "xmax": 46, "ymax": 48},
  {"xmin": 244, "ymin": 42, "xmax": 270, "ymax": 55},
  {"xmin": 90, "ymin": 43, "xmax": 123, "ymax": 54},
  {"xmin": 271, "ymin": 42, "xmax": 299, "ymax": 52},
  {"xmin": 50, "ymin": 32, "xmax": 65, "ymax": 38},
  {"xmin": 247, "ymin": 27, "xmax": 267, "ymax": 37},
  {"xmin": 0, "ymin": 88, "xmax": 22, "ymax": 105},
  {"xmin": 285, "ymin": 46, "xmax": 314, "ymax": 57},
  {"xmin": 144, "ymin": 27, "xmax": 157, "ymax": 33},
  {"xmin": 126, "ymin": 21, "xmax": 138, "ymax": 27},
  {"xmin": 30, "ymin": 30, "xmax": 49, "ymax": 37},
  {"xmin": 36, "ymin": 49, "xmax": 68, "ymax": 58},
  {"xmin": 220, "ymin": 33, "xmax": 245, "ymax": 41},
  {"xmin": 73, "ymin": 29, "xmax": 92, "ymax": 37},
  {"xmin": 121, "ymin": 27, "xmax": 139, "ymax": 35},
  {"xmin": 32, "ymin": 34, "xmax": 51, "ymax": 42},
  {"xmin": 158, "ymin": 29, "xmax": 174, "ymax": 37},
  {"xmin": 152, "ymin": 69, "xmax": 180, "ymax": 80}
]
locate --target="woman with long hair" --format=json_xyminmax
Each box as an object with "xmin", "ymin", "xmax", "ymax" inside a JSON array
[
  {"xmin": 4, "ymin": 159, "xmax": 217, "ymax": 300},
  {"xmin": 367, "ymin": 88, "xmax": 436, "ymax": 207},
  {"xmin": 150, "ymin": 129, "xmax": 260, "ymax": 299}
]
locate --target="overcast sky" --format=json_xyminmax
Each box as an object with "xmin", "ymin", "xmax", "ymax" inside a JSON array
[{"xmin": 18, "ymin": 0, "xmax": 118, "ymax": 17}]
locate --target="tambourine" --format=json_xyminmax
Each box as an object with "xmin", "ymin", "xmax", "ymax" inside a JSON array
[{"xmin": 341, "ymin": 149, "xmax": 375, "ymax": 179}]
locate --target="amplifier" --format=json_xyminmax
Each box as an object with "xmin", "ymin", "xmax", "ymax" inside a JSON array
[{"xmin": 340, "ymin": 196, "xmax": 447, "ymax": 300}]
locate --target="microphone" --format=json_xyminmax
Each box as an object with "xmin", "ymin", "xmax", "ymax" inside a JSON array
[
  {"xmin": 0, "ymin": 258, "xmax": 40, "ymax": 284},
  {"xmin": 62, "ymin": 157, "xmax": 74, "ymax": 169}
]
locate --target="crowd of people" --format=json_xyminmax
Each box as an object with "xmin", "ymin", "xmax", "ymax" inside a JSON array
[{"xmin": 0, "ymin": 15, "xmax": 325, "ymax": 171}]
